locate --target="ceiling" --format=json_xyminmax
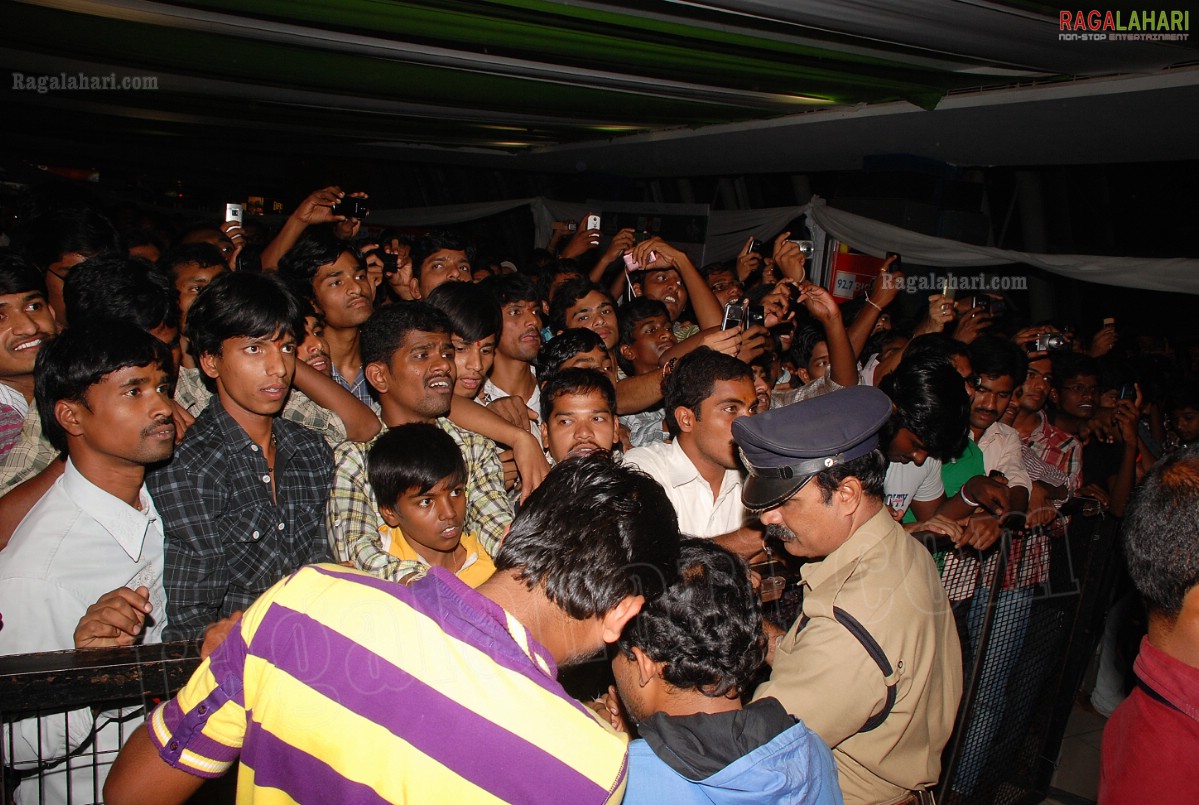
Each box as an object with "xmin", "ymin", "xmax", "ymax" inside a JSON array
[{"xmin": 3, "ymin": 0, "xmax": 1198, "ymax": 177}]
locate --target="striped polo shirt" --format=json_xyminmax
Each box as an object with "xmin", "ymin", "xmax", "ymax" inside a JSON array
[{"xmin": 148, "ymin": 563, "xmax": 629, "ymax": 803}]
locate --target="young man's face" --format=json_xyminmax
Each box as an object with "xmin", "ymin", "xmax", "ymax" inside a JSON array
[
  {"xmin": 64, "ymin": 362, "xmax": 175, "ymax": 467},
  {"xmin": 201, "ymin": 331, "xmax": 298, "ymax": 420},
  {"xmin": 373, "ymin": 329, "xmax": 456, "ymax": 421},
  {"xmin": 560, "ymin": 347, "xmax": 617, "ymax": 386},
  {"xmin": 620, "ymin": 314, "xmax": 674, "ymax": 376},
  {"xmin": 541, "ymin": 389, "xmax": 617, "ymax": 463},
  {"xmin": 380, "ymin": 476, "xmax": 467, "ymax": 561},
  {"xmin": 452, "ymin": 333, "xmax": 496, "ymax": 400},
  {"xmin": 680, "ymin": 377, "xmax": 758, "ymax": 471},
  {"xmin": 180, "ymin": 228, "xmax": 237, "ymax": 268},
  {"xmin": 298, "ymin": 315, "xmax": 332, "ymax": 376},
  {"xmin": 44, "ymin": 251, "xmax": 91, "ymax": 324},
  {"xmin": 750, "ymin": 364, "xmax": 772, "ymax": 412},
  {"xmin": 0, "ymin": 290, "xmax": 58, "ymax": 378},
  {"xmin": 565, "ymin": 291, "xmax": 617, "ymax": 350},
  {"xmin": 1052, "ymin": 374, "xmax": 1098, "ymax": 421},
  {"xmin": 969, "ymin": 373, "xmax": 1015, "ymax": 433},
  {"xmin": 312, "ymin": 252, "xmax": 374, "ymax": 330},
  {"xmin": 707, "ymin": 269, "xmax": 742, "ymax": 308},
  {"xmin": 174, "ymin": 261, "xmax": 227, "ymax": 329},
  {"xmin": 498, "ymin": 299, "xmax": 542, "ymax": 363},
  {"xmin": 1172, "ymin": 405, "xmax": 1199, "ymax": 444},
  {"xmin": 1020, "ymin": 357, "xmax": 1053, "ymax": 413},
  {"xmin": 886, "ymin": 426, "xmax": 929, "ymax": 466},
  {"xmin": 798, "ymin": 341, "xmax": 830, "ymax": 384},
  {"xmin": 640, "ymin": 269, "xmax": 687, "ymax": 322},
  {"xmin": 415, "ymin": 249, "xmax": 471, "ymax": 299}
]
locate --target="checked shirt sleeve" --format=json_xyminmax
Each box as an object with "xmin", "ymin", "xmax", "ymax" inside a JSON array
[{"xmin": 449, "ymin": 426, "xmax": 514, "ymax": 556}]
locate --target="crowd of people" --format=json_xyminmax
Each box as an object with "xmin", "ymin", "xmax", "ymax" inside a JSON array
[{"xmin": 0, "ymin": 184, "xmax": 1196, "ymax": 804}]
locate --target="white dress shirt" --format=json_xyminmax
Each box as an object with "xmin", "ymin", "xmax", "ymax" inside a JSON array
[
  {"xmin": 624, "ymin": 438, "xmax": 745, "ymax": 539},
  {"xmin": 976, "ymin": 421, "xmax": 1033, "ymax": 492},
  {"xmin": 0, "ymin": 459, "xmax": 166, "ymax": 804}
]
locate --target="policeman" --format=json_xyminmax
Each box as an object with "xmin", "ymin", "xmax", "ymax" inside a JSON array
[{"xmin": 734, "ymin": 385, "xmax": 962, "ymax": 805}]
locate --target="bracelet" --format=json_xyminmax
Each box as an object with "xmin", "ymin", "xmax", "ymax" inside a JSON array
[
  {"xmin": 864, "ymin": 294, "xmax": 884, "ymax": 313},
  {"xmin": 959, "ymin": 485, "xmax": 979, "ymax": 508}
]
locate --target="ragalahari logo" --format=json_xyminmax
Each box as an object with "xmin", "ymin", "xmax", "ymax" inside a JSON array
[{"xmin": 1059, "ymin": 9, "xmax": 1190, "ymax": 41}]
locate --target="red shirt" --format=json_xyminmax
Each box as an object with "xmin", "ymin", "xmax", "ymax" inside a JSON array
[{"xmin": 1099, "ymin": 636, "xmax": 1199, "ymax": 804}]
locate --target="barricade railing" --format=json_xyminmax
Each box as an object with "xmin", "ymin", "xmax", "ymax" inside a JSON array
[{"xmin": 1, "ymin": 640, "xmax": 201, "ymax": 804}]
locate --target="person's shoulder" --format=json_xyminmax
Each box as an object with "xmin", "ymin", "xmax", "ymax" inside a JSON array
[
  {"xmin": 276, "ymin": 416, "xmax": 332, "ymax": 455},
  {"xmin": 1, "ymin": 485, "xmax": 77, "ymax": 572},
  {"xmin": 624, "ymin": 440, "xmax": 671, "ymax": 465}
]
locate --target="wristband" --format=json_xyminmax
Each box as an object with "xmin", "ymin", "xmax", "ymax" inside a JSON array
[{"xmin": 959, "ymin": 485, "xmax": 979, "ymax": 508}]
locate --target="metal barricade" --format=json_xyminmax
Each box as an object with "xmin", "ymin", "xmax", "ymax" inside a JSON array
[{"xmin": 1, "ymin": 641, "xmax": 201, "ymax": 804}]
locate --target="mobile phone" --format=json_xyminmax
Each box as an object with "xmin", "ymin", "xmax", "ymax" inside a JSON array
[
  {"xmin": 942, "ymin": 278, "xmax": 956, "ymax": 301},
  {"xmin": 1031, "ymin": 333, "xmax": 1068, "ymax": 352},
  {"xmin": 749, "ymin": 239, "xmax": 766, "ymax": 255},
  {"xmin": 721, "ymin": 301, "xmax": 746, "ymax": 330},
  {"xmin": 886, "ymin": 251, "xmax": 902, "ymax": 270},
  {"xmin": 225, "ymin": 203, "xmax": 243, "ymax": 223},
  {"xmin": 1103, "ymin": 317, "xmax": 1115, "ymax": 327},
  {"xmin": 971, "ymin": 296, "xmax": 990, "ymax": 314},
  {"xmin": 379, "ymin": 252, "xmax": 399, "ymax": 274},
  {"xmin": 746, "ymin": 304, "xmax": 766, "ymax": 328},
  {"xmin": 585, "ymin": 214, "xmax": 601, "ymax": 231},
  {"xmin": 1118, "ymin": 383, "xmax": 1136, "ymax": 401},
  {"xmin": 332, "ymin": 197, "xmax": 369, "ymax": 219}
]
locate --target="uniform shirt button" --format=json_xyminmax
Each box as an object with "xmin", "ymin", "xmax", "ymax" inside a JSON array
[{"xmin": 261, "ymin": 474, "xmax": 271, "ymax": 483}]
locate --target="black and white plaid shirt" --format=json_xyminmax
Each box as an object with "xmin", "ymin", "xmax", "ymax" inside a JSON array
[{"xmin": 149, "ymin": 400, "xmax": 333, "ymax": 641}]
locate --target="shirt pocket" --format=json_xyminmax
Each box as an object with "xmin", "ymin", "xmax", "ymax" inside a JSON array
[{"xmin": 222, "ymin": 503, "xmax": 280, "ymax": 593}]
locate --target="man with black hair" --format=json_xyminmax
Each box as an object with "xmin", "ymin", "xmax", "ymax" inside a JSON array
[
  {"xmin": 539, "ymin": 368, "xmax": 619, "ymax": 463},
  {"xmin": 604, "ymin": 539, "xmax": 841, "ymax": 805},
  {"xmin": 0, "ymin": 252, "xmax": 59, "ymax": 462},
  {"xmin": 64, "ymin": 254, "xmax": 182, "ymax": 363},
  {"xmin": 148, "ymin": 272, "xmax": 333, "ymax": 641},
  {"xmin": 406, "ymin": 228, "xmax": 474, "ymax": 300},
  {"xmin": 157, "ymin": 242, "xmax": 228, "ymax": 346},
  {"xmin": 481, "ymin": 273, "xmax": 543, "ymax": 443},
  {"xmin": 326, "ymin": 301, "xmax": 513, "ymax": 582},
  {"xmin": 426, "ymin": 280, "xmax": 500, "ymax": 402},
  {"xmin": 20, "ymin": 206, "xmax": 121, "ymax": 323},
  {"xmin": 624, "ymin": 347, "xmax": 762, "ymax": 555},
  {"xmin": 277, "ymin": 227, "xmax": 376, "ymax": 409},
  {"xmin": 549, "ymin": 278, "xmax": 618, "ymax": 352},
  {"xmin": 107, "ymin": 456, "xmax": 681, "ymax": 805},
  {"xmin": 537, "ymin": 328, "xmax": 616, "ymax": 387},
  {"xmin": 1099, "ymin": 446, "xmax": 1199, "ymax": 803},
  {"xmin": 0, "ymin": 323, "xmax": 175, "ymax": 803},
  {"xmin": 738, "ymin": 385, "xmax": 961, "ymax": 805}
]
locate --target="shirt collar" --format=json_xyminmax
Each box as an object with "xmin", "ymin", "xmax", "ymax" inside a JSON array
[
  {"xmin": 61, "ymin": 459, "xmax": 158, "ymax": 562},
  {"xmin": 208, "ymin": 399, "xmax": 294, "ymax": 458},
  {"xmin": 800, "ymin": 506, "xmax": 894, "ymax": 592},
  {"xmin": 665, "ymin": 438, "xmax": 742, "ymax": 495}
]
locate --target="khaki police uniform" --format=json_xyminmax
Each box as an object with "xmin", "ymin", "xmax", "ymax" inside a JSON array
[{"xmin": 754, "ymin": 508, "xmax": 962, "ymax": 805}]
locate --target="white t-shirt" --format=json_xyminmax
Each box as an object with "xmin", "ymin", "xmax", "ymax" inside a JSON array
[
  {"xmin": 623, "ymin": 438, "xmax": 745, "ymax": 539},
  {"xmin": 883, "ymin": 457, "xmax": 944, "ymax": 520}
]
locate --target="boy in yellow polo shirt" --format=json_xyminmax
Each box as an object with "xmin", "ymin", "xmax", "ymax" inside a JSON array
[{"xmin": 367, "ymin": 422, "xmax": 496, "ymax": 587}]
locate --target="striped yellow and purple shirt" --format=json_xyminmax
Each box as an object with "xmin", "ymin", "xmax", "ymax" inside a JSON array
[{"xmin": 148, "ymin": 563, "xmax": 629, "ymax": 803}]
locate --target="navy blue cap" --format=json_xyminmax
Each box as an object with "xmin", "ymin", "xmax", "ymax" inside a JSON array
[{"xmin": 733, "ymin": 385, "xmax": 893, "ymax": 510}]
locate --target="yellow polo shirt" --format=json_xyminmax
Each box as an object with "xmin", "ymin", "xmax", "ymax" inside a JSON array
[{"xmin": 380, "ymin": 526, "xmax": 496, "ymax": 588}]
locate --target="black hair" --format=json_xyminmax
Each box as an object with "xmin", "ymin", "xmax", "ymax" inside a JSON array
[
  {"xmin": 534, "ymin": 259, "xmax": 585, "ymax": 307},
  {"xmin": 548, "ymin": 278, "xmax": 613, "ymax": 334},
  {"xmin": 484, "ymin": 272, "xmax": 539, "ymax": 307},
  {"xmin": 904, "ymin": 332, "xmax": 971, "ymax": 367},
  {"xmin": 0, "ymin": 251, "xmax": 48, "ymax": 297},
  {"xmin": 410, "ymin": 230, "xmax": 475, "ymax": 280},
  {"xmin": 617, "ymin": 298, "xmax": 670, "ymax": 347},
  {"xmin": 537, "ymin": 328, "xmax": 607, "ymax": 381},
  {"xmin": 1097, "ymin": 357, "xmax": 1136, "ymax": 395},
  {"xmin": 791, "ymin": 324, "xmax": 825, "ymax": 369},
  {"xmin": 968, "ymin": 335, "xmax": 1028, "ymax": 386},
  {"xmin": 425, "ymin": 281, "xmax": 501, "ymax": 343},
  {"xmin": 367, "ymin": 423, "xmax": 467, "ymax": 509},
  {"xmin": 64, "ymin": 255, "xmax": 179, "ymax": 333},
  {"xmin": 698, "ymin": 261, "xmax": 736, "ymax": 281},
  {"xmin": 1050, "ymin": 352, "xmax": 1101, "ymax": 389},
  {"xmin": 360, "ymin": 301, "xmax": 453, "ymax": 367},
  {"xmin": 617, "ymin": 539, "xmax": 765, "ymax": 699},
  {"xmin": 277, "ymin": 226, "xmax": 361, "ymax": 302},
  {"xmin": 494, "ymin": 455, "xmax": 681, "ymax": 619},
  {"xmin": 539, "ymin": 367, "xmax": 616, "ymax": 423},
  {"xmin": 158, "ymin": 242, "xmax": 227, "ymax": 279},
  {"xmin": 21, "ymin": 208, "xmax": 121, "ymax": 271},
  {"xmin": 879, "ymin": 351, "xmax": 971, "ymax": 462},
  {"xmin": 185, "ymin": 271, "xmax": 306, "ymax": 359},
  {"xmin": 663, "ymin": 347, "xmax": 753, "ymax": 438},
  {"xmin": 1122, "ymin": 445, "xmax": 1199, "ymax": 619},
  {"xmin": 811, "ymin": 449, "xmax": 888, "ymax": 503},
  {"xmin": 35, "ymin": 322, "xmax": 173, "ymax": 454}
]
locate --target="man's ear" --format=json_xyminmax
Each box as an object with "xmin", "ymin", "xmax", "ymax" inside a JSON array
[
  {"xmin": 1049, "ymin": 387, "xmax": 1060, "ymax": 406},
  {"xmin": 795, "ymin": 366, "xmax": 812, "ymax": 385},
  {"xmin": 539, "ymin": 420, "xmax": 550, "ymax": 446},
  {"xmin": 198, "ymin": 351, "xmax": 220, "ymax": 381},
  {"xmin": 600, "ymin": 594, "xmax": 643, "ymax": 644},
  {"xmin": 673, "ymin": 405, "xmax": 697, "ymax": 434},
  {"xmin": 619, "ymin": 343, "xmax": 635, "ymax": 363},
  {"xmin": 55, "ymin": 399, "xmax": 85, "ymax": 441},
  {"xmin": 630, "ymin": 283, "xmax": 643, "ymax": 299},
  {"xmin": 408, "ymin": 275, "xmax": 423, "ymax": 301},
  {"xmin": 838, "ymin": 475, "xmax": 864, "ymax": 513},
  {"xmin": 364, "ymin": 361, "xmax": 390, "ymax": 395},
  {"xmin": 630, "ymin": 646, "xmax": 661, "ymax": 688}
]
